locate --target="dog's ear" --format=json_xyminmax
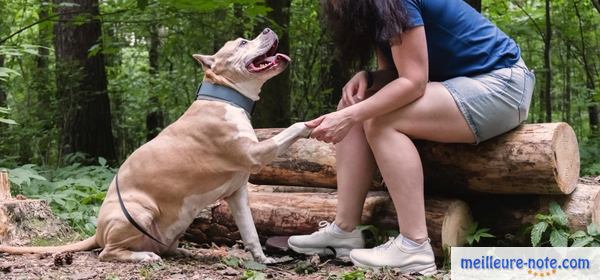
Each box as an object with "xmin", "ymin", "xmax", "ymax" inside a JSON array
[{"xmin": 192, "ymin": 54, "xmax": 214, "ymax": 69}]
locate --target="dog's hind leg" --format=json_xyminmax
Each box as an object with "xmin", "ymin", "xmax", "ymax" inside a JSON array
[
  {"xmin": 99, "ymin": 246, "xmax": 162, "ymax": 263},
  {"xmin": 225, "ymin": 185, "xmax": 274, "ymax": 264}
]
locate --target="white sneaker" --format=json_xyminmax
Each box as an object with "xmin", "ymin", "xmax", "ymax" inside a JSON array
[
  {"xmin": 288, "ymin": 221, "xmax": 365, "ymax": 257},
  {"xmin": 349, "ymin": 234, "xmax": 437, "ymax": 276}
]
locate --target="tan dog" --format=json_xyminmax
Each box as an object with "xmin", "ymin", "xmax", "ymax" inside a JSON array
[{"xmin": 0, "ymin": 28, "xmax": 310, "ymax": 263}]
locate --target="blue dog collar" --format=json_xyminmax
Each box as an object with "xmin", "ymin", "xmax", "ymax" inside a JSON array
[{"xmin": 196, "ymin": 82, "xmax": 255, "ymax": 115}]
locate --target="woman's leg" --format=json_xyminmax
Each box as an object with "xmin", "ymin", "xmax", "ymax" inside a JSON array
[
  {"xmin": 363, "ymin": 82, "xmax": 475, "ymax": 241},
  {"xmin": 333, "ymin": 121, "xmax": 377, "ymax": 232}
]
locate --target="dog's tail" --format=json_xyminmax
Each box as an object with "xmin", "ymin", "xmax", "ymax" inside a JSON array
[{"xmin": 0, "ymin": 235, "xmax": 99, "ymax": 254}]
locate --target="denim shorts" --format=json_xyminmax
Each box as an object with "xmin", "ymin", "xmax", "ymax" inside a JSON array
[{"xmin": 442, "ymin": 58, "xmax": 536, "ymax": 144}]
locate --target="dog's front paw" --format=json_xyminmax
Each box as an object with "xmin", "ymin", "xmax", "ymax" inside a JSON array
[
  {"xmin": 292, "ymin": 122, "xmax": 312, "ymax": 138},
  {"xmin": 256, "ymin": 255, "xmax": 277, "ymax": 264}
]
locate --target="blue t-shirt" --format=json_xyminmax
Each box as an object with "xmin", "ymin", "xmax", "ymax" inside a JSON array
[{"xmin": 380, "ymin": 0, "xmax": 521, "ymax": 81}]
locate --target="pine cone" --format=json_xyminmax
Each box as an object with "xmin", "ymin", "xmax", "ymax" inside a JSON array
[
  {"xmin": 64, "ymin": 252, "xmax": 73, "ymax": 265},
  {"xmin": 53, "ymin": 255, "xmax": 64, "ymax": 266}
]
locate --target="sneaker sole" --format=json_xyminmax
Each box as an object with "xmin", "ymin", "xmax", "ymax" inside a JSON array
[
  {"xmin": 288, "ymin": 242, "xmax": 353, "ymax": 257},
  {"xmin": 349, "ymin": 255, "xmax": 437, "ymax": 276}
]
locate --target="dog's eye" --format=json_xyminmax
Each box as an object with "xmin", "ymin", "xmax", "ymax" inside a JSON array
[{"xmin": 239, "ymin": 40, "xmax": 248, "ymax": 47}]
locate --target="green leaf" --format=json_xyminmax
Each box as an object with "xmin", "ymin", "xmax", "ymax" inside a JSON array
[
  {"xmin": 0, "ymin": 118, "xmax": 17, "ymax": 125},
  {"xmin": 242, "ymin": 260, "xmax": 266, "ymax": 271},
  {"xmin": 241, "ymin": 270, "xmax": 266, "ymax": 280},
  {"xmin": 550, "ymin": 229, "xmax": 568, "ymax": 247},
  {"xmin": 341, "ymin": 269, "xmax": 366, "ymax": 280},
  {"xmin": 222, "ymin": 256, "xmax": 241, "ymax": 267},
  {"xmin": 531, "ymin": 221, "xmax": 548, "ymax": 247},
  {"xmin": 587, "ymin": 224, "xmax": 599, "ymax": 236},
  {"xmin": 571, "ymin": 237, "xmax": 594, "ymax": 247},
  {"xmin": 548, "ymin": 201, "xmax": 568, "ymax": 226},
  {"xmin": 98, "ymin": 157, "xmax": 107, "ymax": 167},
  {"xmin": 570, "ymin": 230, "xmax": 588, "ymax": 239}
]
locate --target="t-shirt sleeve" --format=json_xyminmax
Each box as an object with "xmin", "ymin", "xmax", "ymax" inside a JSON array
[{"xmin": 403, "ymin": 0, "xmax": 424, "ymax": 28}]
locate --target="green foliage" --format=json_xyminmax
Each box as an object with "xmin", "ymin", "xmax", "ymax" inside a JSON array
[
  {"xmin": 465, "ymin": 222, "xmax": 495, "ymax": 245},
  {"xmin": 356, "ymin": 224, "xmax": 399, "ymax": 248},
  {"xmin": 530, "ymin": 201, "xmax": 600, "ymax": 247},
  {"xmin": 294, "ymin": 260, "xmax": 317, "ymax": 275},
  {"xmin": 4, "ymin": 159, "xmax": 115, "ymax": 236},
  {"xmin": 339, "ymin": 269, "xmax": 366, "ymax": 280},
  {"xmin": 241, "ymin": 270, "xmax": 266, "ymax": 280},
  {"xmin": 0, "ymin": 106, "xmax": 16, "ymax": 125},
  {"xmin": 580, "ymin": 137, "xmax": 600, "ymax": 176}
]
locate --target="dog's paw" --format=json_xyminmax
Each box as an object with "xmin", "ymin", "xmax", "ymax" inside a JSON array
[
  {"xmin": 131, "ymin": 251, "xmax": 162, "ymax": 263},
  {"xmin": 292, "ymin": 122, "xmax": 312, "ymax": 138},
  {"xmin": 257, "ymin": 256, "xmax": 277, "ymax": 264}
]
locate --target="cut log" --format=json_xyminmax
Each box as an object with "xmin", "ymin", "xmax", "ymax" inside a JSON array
[
  {"xmin": 184, "ymin": 187, "xmax": 472, "ymax": 256},
  {"xmin": 0, "ymin": 170, "xmax": 10, "ymax": 200},
  {"xmin": 252, "ymin": 123, "xmax": 580, "ymax": 194},
  {"xmin": 470, "ymin": 182, "xmax": 600, "ymax": 245},
  {"xmin": 0, "ymin": 199, "xmax": 75, "ymax": 246}
]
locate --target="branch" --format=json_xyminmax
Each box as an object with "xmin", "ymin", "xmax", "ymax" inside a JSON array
[
  {"xmin": 0, "ymin": 9, "xmax": 129, "ymax": 45},
  {"xmin": 512, "ymin": 0, "xmax": 545, "ymax": 41}
]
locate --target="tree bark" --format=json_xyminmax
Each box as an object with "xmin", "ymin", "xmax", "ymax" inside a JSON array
[
  {"xmin": 146, "ymin": 22, "xmax": 164, "ymax": 141},
  {"xmin": 0, "ymin": 171, "xmax": 10, "ymax": 201},
  {"xmin": 543, "ymin": 0, "xmax": 552, "ymax": 122},
  {"xmin": 470, "ymin": 183, "xmax": 600, "ymax": 245},
  {"xmin": 184, "ymin": 188, "xmax": 472, "ymax": 257},
  {"xmin": 0, "ymin": 55, "xmax": 5, "ymax": 107},
  {"xmin": 251, "ymin": 123, "xmax": 580, "ymax": 195},
  {"xmin": 53, "ymin": 0, "xmax": 116, "ymax": 162},
  {"xmin": 252, "ymin": 0, "xmax": 291, "ymax": 128}
]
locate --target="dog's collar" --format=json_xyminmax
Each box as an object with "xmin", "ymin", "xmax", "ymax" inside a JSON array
[{"xmin": 196, "ymin": 82, "xmax": 255, "ymax": 115}]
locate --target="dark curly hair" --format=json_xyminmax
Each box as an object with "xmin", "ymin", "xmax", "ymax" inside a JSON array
[{"xmin": 321, "ymin": 0, "xmax": 409, "ymax": 70}]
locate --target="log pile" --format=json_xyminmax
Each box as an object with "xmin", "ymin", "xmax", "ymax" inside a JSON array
[{"xmin": 185, "ymin": 123, "xmax": 599, "ymax": 257}]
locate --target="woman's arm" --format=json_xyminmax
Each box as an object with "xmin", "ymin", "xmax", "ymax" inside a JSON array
[
  {"xmin": 308, "ymin": 26, "xmax": 429, "ymax": 143},
  {"xmin": 348, "ymin": 26, "xmax": 429, "ymax": 122}
]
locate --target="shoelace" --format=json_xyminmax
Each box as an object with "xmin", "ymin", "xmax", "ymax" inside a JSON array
[
  {"xmin": 312, "ymin": 221, "xmax": 332, "ymax": 235},
  {"xmin": 374, "ymin": 237, "xmax": 396, "ymax": 251}
]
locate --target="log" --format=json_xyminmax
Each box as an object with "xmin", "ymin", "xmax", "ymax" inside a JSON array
[
  {"xmin": 184, "ymin": 187, "xmax": 472, "ymax": 256},
  {"xmin": 251, "ymin": 123, "xmax": 580, "ymax": 195},
  {"xmin": 0, "ymin": 170, "xmax": 10, "ymax": 201},
  {"xmin": 470, "ymin": 182, "xmax": 600, "ymax": 245}
]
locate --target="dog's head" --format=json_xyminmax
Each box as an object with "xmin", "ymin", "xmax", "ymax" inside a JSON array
[{"xmin": 193, "ymin": 28, "xmax": 290, "ymax": 101}]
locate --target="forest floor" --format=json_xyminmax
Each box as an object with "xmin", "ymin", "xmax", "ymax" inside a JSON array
[{"xmin": 0, "ymin": 243, "xmax": 450, "ymax": 280}]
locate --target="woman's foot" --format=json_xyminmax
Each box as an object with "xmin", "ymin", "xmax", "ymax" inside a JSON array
[
  {"xmin": 349, "ymin": 234, "xmax": 437, "ymax": 276},
  {"xmin": 287, "ymin": 221, "xmax": 364, "ymax": 257}
]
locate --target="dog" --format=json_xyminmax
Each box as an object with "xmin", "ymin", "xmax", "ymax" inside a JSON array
[{"xmin": 0, "ymin": 28, "xmax": 310, "ymax": 263}]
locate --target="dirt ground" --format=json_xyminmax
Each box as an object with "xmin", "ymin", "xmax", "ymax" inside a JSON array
[{"xmin": 0, "ymin": 243, "xmax": 450, "ymax": 280}]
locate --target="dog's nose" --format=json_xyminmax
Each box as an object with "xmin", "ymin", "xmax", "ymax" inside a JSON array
[{"xmin": 262, "ymin": 28, "xmax": 271, "ymax": 35}]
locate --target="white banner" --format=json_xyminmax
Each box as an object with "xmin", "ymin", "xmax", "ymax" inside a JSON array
[{"xmin": 451, "ymin": 247, "xmax": 600, "ymax": 280}]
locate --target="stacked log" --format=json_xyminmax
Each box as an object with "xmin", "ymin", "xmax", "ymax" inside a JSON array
[{"xmin": 185, "ymin": 123, "xmax": 598, "ymax": 257}]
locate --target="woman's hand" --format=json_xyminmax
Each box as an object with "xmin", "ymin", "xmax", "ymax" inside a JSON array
[
  {"xmin": 305, "ymin": 110, "xmax": 356, "ymax": 144},
  {"xmin": 341, "ymin": 71, "xmax": 369, "ymax": 107}
]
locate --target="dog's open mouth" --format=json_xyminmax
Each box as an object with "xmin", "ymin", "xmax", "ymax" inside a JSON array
[{"xmin": 247, "ymin": 40, "xmax": 291, "ymax": 73}]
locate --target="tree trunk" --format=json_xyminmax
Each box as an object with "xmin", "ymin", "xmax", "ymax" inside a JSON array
[
  {"xmin": 464, "ymin": 0, "xmax": 481, "ymax": 12},
  {"xmin": 251, "ymin": 123, "xmax": 580, "ymax": 195},
  {"xmin": 470, "ymin": 182, "xmax": 600, "ymax": 245},
  {"xmin": 252, "ymin": 0, "xmax": 291, "ymax": 128},
  {"xmin": 565, "ymin": 45, "xmax": 572, "ymax": 124},
  {"xmin": 146, "ymin": 22, "xmax": 164, "ymax": 141},
  {"xmin": 573, "ymin": 0, "xmax": 598, "ymax": 133},
  {"xmin": 53, "ymin": 0, "xmax": 116, "ymax": 162},
  {"xmin": 543, "ymin": 0, "xmax": 552, "ymax": 122},
  {"xmin": 184, "ymin": 188, "xmax": 472, "ymax": 257},
  {"xmin": 593, "ymin": 0, "xmax": 600, "ymax": 14},
  {"xmin": 0, "ymin": 55, "xmax": 5, "ymax": 107}
]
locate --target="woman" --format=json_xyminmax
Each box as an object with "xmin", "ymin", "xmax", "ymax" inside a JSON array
[{"xmin": 287, "ymin": 0, "xmax": 535, "ymax": 275}]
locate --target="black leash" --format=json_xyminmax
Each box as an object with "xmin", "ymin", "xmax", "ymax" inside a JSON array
[{"xmin": 115, "ymin": 173, "xmax": 167, "ymax": 247}]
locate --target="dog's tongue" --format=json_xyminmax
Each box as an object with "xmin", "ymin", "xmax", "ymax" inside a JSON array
[{"xmin": 275, "ymin": 53, "xmax": 291, "ymax": 62}]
